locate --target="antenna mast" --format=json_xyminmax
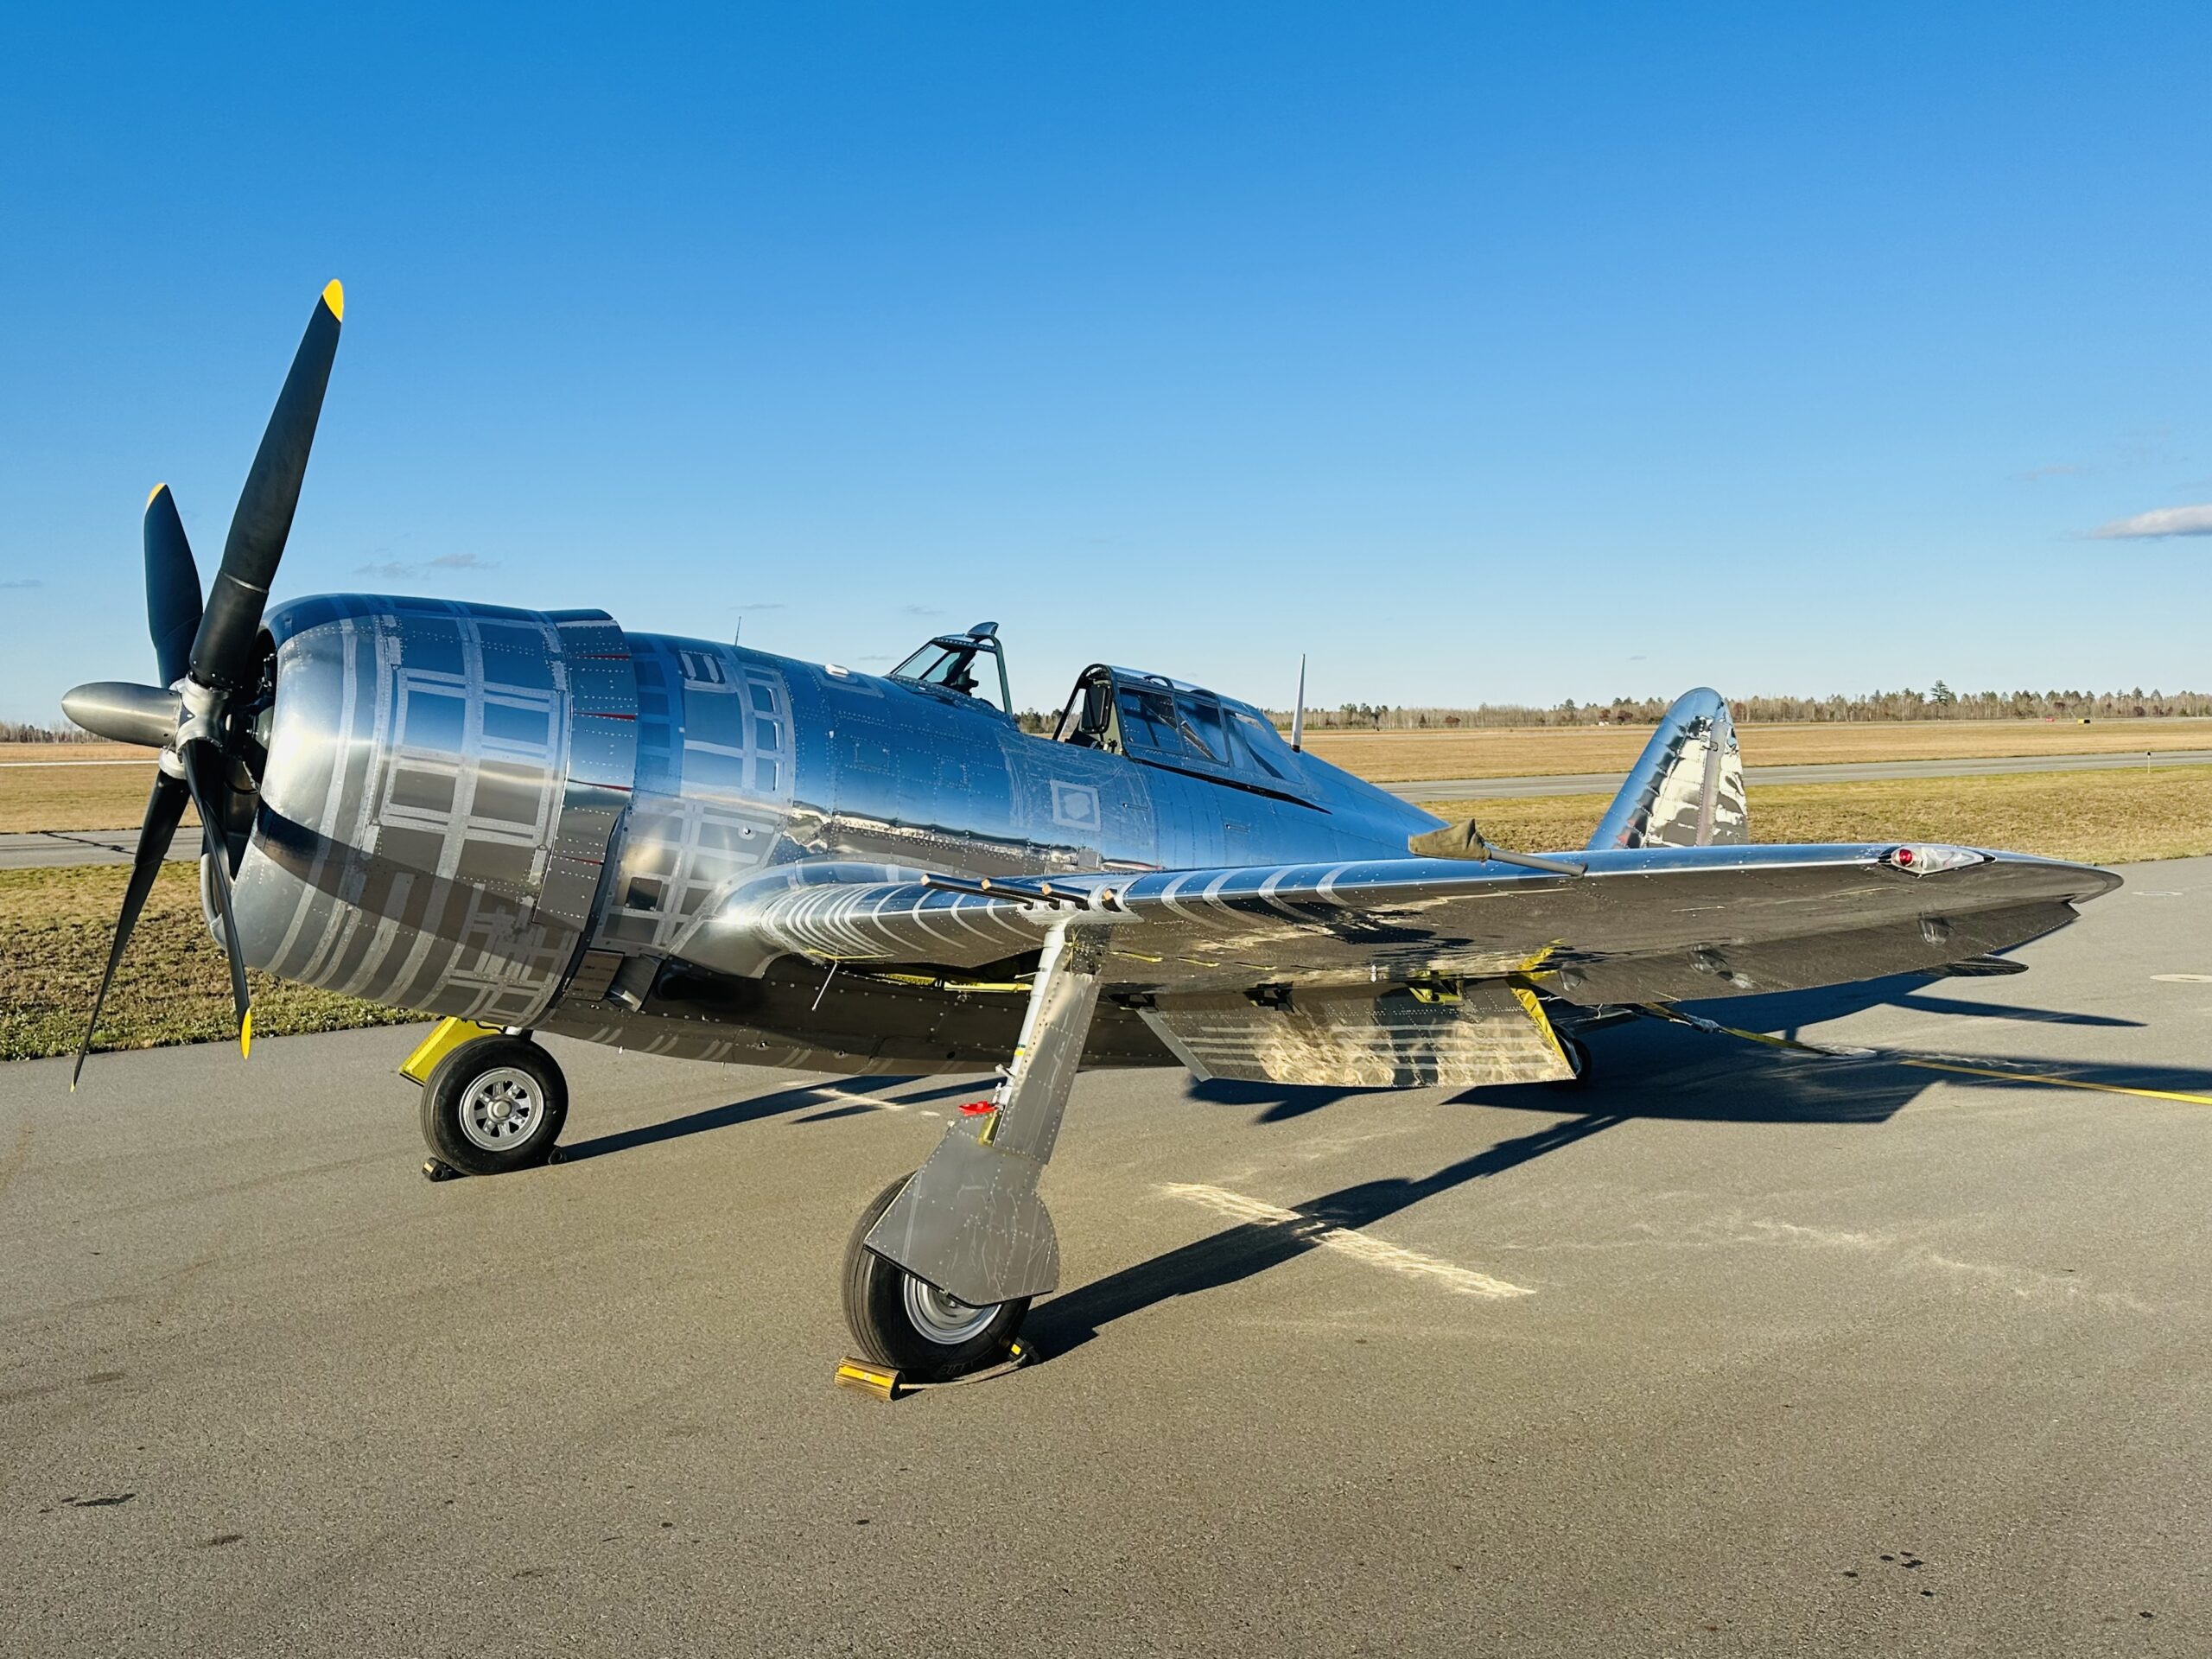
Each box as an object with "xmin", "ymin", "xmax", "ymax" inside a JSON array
[{"xmin": 1291, "ymin": 653, "xmax": 1306, "ymax": 752}]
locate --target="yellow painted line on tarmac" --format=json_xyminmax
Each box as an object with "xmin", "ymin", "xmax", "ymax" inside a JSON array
[
  {"xmin": 1895, "ymin": 1058, "xmax": 2212, "ymax": 1107},
  {"xmin": 1641, "ymin": 1003, "xmax": 2212, "ymax": 1107}
]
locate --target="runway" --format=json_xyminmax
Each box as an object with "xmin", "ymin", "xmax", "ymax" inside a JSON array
[
  {"xmin": 3, "ymin": 860, "xmax": 2209, "ymax": 1656},
  {"xmin": 0, "ymin": 829, "xmax": 199, "ymax": 870},
  {"xmin": 1382, "ymin": 747, "xmax": 2212, "ymax": 801}
]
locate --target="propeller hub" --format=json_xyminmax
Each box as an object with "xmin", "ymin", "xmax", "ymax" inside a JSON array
[{"xmin": 59, "ymin": 681, "xmax": 183, "ymax": 749}]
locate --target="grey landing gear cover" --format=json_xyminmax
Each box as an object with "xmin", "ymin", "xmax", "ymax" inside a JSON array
[
  {"xmin": 842, "ymin": 1175, "xmax": 1033, "ymax": 1382},
  {"xmin": 841, "ymin": 917, "xmax": 1109, "ymax": 1377},
  {"xmin": 420, "ymin": 1034, "xmax": 569, "ymax": 1176}
]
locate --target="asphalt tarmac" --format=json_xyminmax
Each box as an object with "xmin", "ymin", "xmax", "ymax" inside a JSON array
[
  {"xmin": 4, "ymin": 860, "xmax": 2209, "ymax": 1656},
  {"xmin": 0, "ymin": 829, "xmax": 200, "ymax": 870}
]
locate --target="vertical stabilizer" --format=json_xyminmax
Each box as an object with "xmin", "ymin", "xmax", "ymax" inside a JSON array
[{"xmin": 1585, "ymin": 687, "xmax": 1747, "ymax": 851}]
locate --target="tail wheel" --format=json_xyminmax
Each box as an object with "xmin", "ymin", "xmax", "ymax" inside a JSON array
[
  {"xmin": 841, "ymin": 1174, "xmax": 1030, "ymax": 1382},
  {"xmin": 419, "ymin": 1035, "xmax": 569, "ymax": 1175}
]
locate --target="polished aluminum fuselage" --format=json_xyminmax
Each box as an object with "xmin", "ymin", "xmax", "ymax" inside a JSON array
[{"xmin": 229, "ymin": 595, "xmax": 1435, "ymax": 1073}]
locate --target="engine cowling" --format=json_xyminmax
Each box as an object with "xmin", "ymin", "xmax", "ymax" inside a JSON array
[{"xmin": 228, "ymin": 594, "xmax": 639, "ymax": 1026}]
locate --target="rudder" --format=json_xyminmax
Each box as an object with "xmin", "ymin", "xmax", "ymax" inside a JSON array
[{"xmin": 1585, "ymin": 687, "xmax": 1747, "ymax": 850}]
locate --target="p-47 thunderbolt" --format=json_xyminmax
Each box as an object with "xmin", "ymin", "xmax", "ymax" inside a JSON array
[{"xmin": 64, "ymin": 286, "xmax": 2120, "ymax": 1378}]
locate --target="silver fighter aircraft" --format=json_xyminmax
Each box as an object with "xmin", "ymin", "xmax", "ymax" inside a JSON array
[{"xmin": 65, "ymin": 286, "xmax": 2120, "ymax": 1378}]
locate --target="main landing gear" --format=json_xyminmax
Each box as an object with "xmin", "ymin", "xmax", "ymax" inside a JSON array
[
  {"xmin": 839, "ymin": 918, "xmax": 1106, "ymax": 1381},
  {"xmin": 842, "ymin": 1175, "xmax": 1033, "ymax": 1382},
  {"xmin": 411, "ymin": 1027, "xmax": 569, "ymax": 1177}
]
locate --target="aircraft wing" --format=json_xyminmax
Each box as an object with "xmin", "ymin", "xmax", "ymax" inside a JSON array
[{"xmin": 694, "ymin": 842, "xmax": 2119, "ymax": 1007}]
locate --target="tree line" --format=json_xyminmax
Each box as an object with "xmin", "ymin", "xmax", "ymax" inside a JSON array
[
  {"xmin": 21, "ymin": 684, "xmax": 2212, "ymax": 746},
  {"xmin": 1257, "ymin": 685, "xmax": 2212, "ymax": 730}
]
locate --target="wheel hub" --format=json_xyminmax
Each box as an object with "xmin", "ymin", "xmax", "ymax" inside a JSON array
[
  {"xmin": 900, "ymin": 1274, "xmax": 1001, "ymax": 1345},
  {"xmin": 458, "ymin": 1066, "xmax": 542, "ymax": 1152}
]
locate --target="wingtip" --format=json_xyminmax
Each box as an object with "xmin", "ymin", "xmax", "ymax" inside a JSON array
[{"xmin": 321, "ymin": 279, "xmax": 345, "ymax": 322}]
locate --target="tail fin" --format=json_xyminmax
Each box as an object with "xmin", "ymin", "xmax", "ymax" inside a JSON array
[{"xmin": 1586, "ymin": 687, "xmax": 1747, "ymax": 851}]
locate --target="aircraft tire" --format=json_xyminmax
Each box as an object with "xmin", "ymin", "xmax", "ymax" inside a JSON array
[
  {"xmin": 1548, "ymin": 1034, "xmax": 1593, "ymax": 1090},
  {"xmin": 842, "ymin": 1174, "xmax": 1031, "ymax": 1382},
  {"xmin": 419, "ymin": 1035, "xmax": 569, "ymax": 1176}
]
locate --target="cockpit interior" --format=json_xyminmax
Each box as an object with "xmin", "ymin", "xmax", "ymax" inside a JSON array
[
  {"xmin": 888, "ymin": 624, "xmax": 1313, "ymax": 800},
  {"xmin": 1054, "ymin": 664, "xmax": 1313, "ymax": 799},
  {"xmin": 888, "ymin": 621, "xmax": 1012, "ymax": 713}
]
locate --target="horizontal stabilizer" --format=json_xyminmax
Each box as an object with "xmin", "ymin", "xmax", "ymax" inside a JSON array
[{"xmin": 1586, "ymin": 687, "xmax": 1746, "ymax": 851}]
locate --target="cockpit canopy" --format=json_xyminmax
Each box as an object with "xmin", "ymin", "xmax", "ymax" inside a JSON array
[
  {"xmin": 1054, "ymin": 664, "xmax": 1315, "ymax": 801},
  {"xmin": 889, "ymin": 621, "xmax": 1012, "ymax": 715}
]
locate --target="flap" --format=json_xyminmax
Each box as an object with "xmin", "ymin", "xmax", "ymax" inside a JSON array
[{"xmin": 1140, "ymin": 977, "xmax": 1573, "ymax": 1088}]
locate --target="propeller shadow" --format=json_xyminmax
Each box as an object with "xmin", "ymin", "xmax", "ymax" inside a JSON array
[{"xmin": 558, "ymin": 1076, "xmax": 924, "ymax": 1161}]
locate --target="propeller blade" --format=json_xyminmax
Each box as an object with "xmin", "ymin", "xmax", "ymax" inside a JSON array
[
  {"xmin": 189, "ymin": 280, "xmax": 345, "ymax": 690},
  {"xmin": 144, "ymin": 483, "xmax": 203, "ymax": 689},
  {"xmin": 60, "ymin": 680, "xmax": 181, "ymax": 747},
  {"xmin": 70, "ymin": 771, "xmax": 191, "ymax": 1090},
  {"xmin": 179, "ymin": 741, "xmax": 251, "ymax": 1055}
]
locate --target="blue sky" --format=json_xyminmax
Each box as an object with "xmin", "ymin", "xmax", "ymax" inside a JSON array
[{"xmin": 2, "ymin": 3, "xmax": 2207, "ymax": 724}]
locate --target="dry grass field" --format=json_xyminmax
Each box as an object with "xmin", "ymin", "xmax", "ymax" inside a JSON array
[
  {"xmin": 0, "ymin": 742, "xmax": 197, "ymax": 833},
  {"xmin": 4, "ymin": 765, "xmax": 2205, "ymax": 1062},
  {"xmin": 5, "ymin": 728, "xmax": 2209, "ymax": 1060},
  {"xmin": 8, "ymin": 721, "xmax": 2212, "ymax": 828},
  {"xmin": 1426, "ymin": 765, "xmax": 2212, "ymax": 867},
  {"xmin": 1307, "ymin": 716, "xmax": 2212, "ymax": 781},
  {"xmin": 0, "ymin": 862, "xmax": 413, "ymax": 1063}
]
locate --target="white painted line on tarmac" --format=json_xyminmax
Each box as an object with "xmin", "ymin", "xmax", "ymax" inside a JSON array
[
  {"xmin": 1160, "ymin": 1181, "xmax": 1534, "ymax": 1300},
  {"xmin": 820, "ymin": 1085, "xmax": 947, "ymax": 1119}
]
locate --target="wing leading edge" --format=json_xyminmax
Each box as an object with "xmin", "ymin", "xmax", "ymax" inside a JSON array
[{"xmin": 679, "ymin": 842, "xmax": 2120, "ymax": 1007}]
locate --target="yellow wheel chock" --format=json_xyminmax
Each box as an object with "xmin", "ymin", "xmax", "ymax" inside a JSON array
[{"xmin": 834, "ymin": 1339, "xmax": 1035, "ymax": 1402}]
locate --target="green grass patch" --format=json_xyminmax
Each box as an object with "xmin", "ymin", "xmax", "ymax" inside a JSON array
[{"xmin": 1, "ymin": 863, "xmax": 416, "ymax": 1063}]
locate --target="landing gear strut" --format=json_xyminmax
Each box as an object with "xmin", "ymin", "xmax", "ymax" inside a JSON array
[
  {"xmin": 841, "ymin": 918, "xmax": 1107, "ymax": 1376},
  {"xmin": 418, "ymin": 1033, "xmax": 569, "ymax": 1176}
]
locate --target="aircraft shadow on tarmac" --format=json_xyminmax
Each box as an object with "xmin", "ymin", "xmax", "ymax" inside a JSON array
[
  {"xmin": 1020, "ymin": 974, "xmax": 2206, "ymax": 1360},
  {"xmin": 556, "ymin": 1075, "xmax": 995, "ymax": 1160},
  {"xmin": 1024, "ymin": 1110, "xmax": 1627, "ymax": 1358},
  {"xmin": 541, "ymin": 971, "xmax": 2209, "ymax": 1361},
  {"xmin": 1189, "ymin": 971, "xmax": 2157, "ymax": 1131}
]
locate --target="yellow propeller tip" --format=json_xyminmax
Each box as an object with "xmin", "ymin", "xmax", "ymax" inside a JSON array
[
  {"xmin": 321, "ymin": 279, "xmax": 345, "ymax": 321},
  {"xmin": 240, "ymin": 1010, "xmax": 253, "ymax": 1058},
  {"xmin": 146, "ymin": 482, "xmax": 168, "ymax": 508}
]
